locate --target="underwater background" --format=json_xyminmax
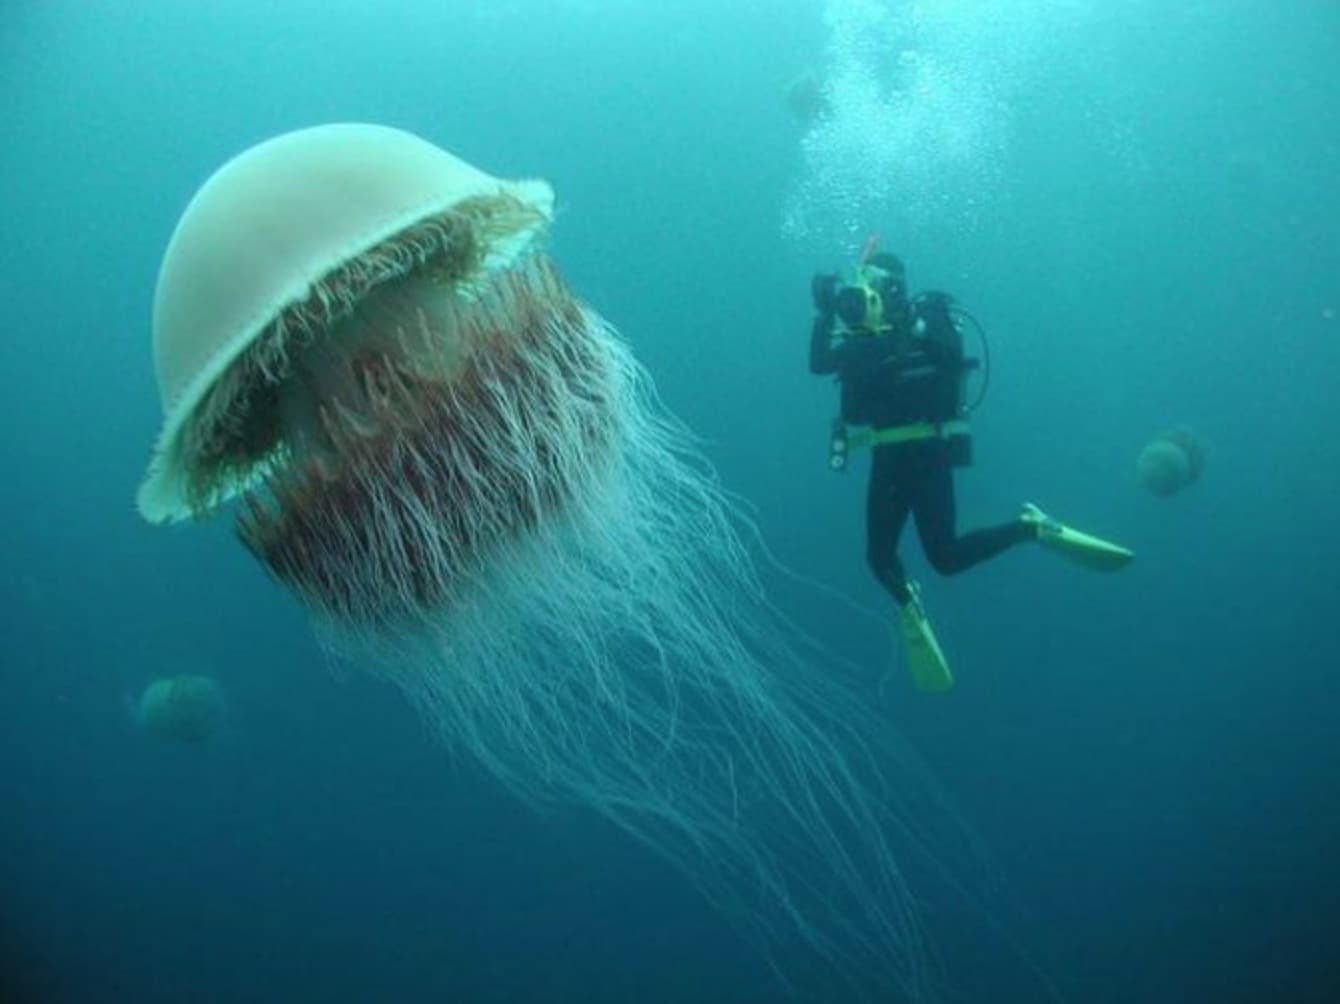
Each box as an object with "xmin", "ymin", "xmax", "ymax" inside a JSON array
[{"xmin": 2, "ymin": 1, "xmax": 1337, "ymax": 1001}]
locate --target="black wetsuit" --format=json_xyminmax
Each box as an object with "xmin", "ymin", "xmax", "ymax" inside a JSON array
[{"xmin": 810, "ymin": 298, "xmax": 1031, "ymax": 605}]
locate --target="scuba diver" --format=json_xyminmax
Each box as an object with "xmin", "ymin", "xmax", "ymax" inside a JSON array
[{"xmin": 809, "ymin": 244, "xmax": 1133, "ymax": 693}]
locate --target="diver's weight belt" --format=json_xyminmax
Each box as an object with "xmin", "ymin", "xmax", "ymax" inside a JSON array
[{"xmin": 848, "ymin": 419, "xmax": 970, "ymax": 451}]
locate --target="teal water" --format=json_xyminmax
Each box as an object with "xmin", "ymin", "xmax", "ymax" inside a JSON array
[{"xmin": 2, "ymin": 2, "xmax": 1337, "ymax": 1001}]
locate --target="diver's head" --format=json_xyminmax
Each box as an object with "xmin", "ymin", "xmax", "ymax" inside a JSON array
[
  {"xmin": 864, "ymin": 253, "xmax": 909, "ymax": 317},
  {"xmin": 864, "ymin": 252, "xmax": 905, "ymax": 289},
  {"xmin": 835, "ymin": 252, "xmax": 909, "ymax": 333}
]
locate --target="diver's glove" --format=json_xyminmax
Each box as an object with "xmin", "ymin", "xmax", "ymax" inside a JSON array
[{"xmin": 811, "ymin": 273, "xmax": 839, "ymax": 317}]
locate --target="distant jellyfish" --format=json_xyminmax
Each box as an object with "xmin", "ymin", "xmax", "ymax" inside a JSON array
[
  {"xmin": 1137, "ymin": 426, "xmax": 1205, "ymax": 497},
  {"xmin": 134, "ymin": 675, "xmax": 227, "ymax": 743},
  {"xmin": 785, "ymin": 71, "xmax": 830, "ymax": 128},
  {"xmin": 133, "ymin": 123, "xmax": 967, "ymax": 998}
]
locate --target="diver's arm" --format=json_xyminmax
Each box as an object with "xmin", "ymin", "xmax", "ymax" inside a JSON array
[
  {"xmin": 809, "ymin": 312, "xmax": 842, "ymax": 374},
  {"xmin": 809, "ymin": 274, "xmax": 842, "ymax": 374}
]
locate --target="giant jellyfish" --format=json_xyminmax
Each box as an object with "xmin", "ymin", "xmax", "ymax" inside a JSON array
[{"xmin": 137, "ymin": 124, "xmax": 948, "ymax": 998}]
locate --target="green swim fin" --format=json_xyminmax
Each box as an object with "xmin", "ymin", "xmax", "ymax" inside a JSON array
[
  {"xmin": 1022, "ymin": 502, "xmax": 1134, "ymax": 572},
  {"xmin": 897, "ymin": 581, "xmax": 954, "ymax": 694}
]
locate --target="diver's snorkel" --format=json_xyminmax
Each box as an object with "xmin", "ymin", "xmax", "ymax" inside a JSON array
[{"xmin": 857, "ymin": 232, "xmax": 880, "ymax": 267}]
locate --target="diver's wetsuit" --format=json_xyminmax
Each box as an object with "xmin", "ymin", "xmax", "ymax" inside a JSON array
[{"xmin": 810, "ymin": 301, "xmax": 1032, "ymax": 606}]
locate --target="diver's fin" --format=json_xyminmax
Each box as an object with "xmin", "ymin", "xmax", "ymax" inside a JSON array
[
  {"xmin": 897, "ymin": 582, "xmax": 954, "ymax": 694},
  {"xmin": 1022, "ymin": 502, "xmax": 1134, "ymax": 572}
]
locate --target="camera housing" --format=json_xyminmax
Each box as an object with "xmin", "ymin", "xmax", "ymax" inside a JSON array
[{"xmin": 835, "ymin": 284, "xmax": 878, "ymax": 329}]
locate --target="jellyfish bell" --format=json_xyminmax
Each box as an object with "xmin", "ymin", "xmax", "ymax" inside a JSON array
[
  {"xmin": 1160, "ymin": 425, "xmax": 1205, "ymax": 484},
  {"xmin": 1137, "ymin": 425, "xmax": 1205, "ymax": 498},
  {"xmin": 135, "ymin": 123, "xmax": 1001, "ymax": 998},
  {"xmin": 1136, "ymin": 438, "xmax": 1189, "ymax": 497},
  {"xmin": 140, "ymin": 130, "xmax": 552, "ymax": 509},
  {"xmin": 785, "ymin": 71, "xmax": 831, "ymax": 128},
  {"xmin": 133, "ymin": 675, "xmax": 227, "ymax": 744}
]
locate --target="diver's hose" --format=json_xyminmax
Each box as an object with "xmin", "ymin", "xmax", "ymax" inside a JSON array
[{"xmin": 953, "ymin": 306, "xmax": 991, "ymax": 412}]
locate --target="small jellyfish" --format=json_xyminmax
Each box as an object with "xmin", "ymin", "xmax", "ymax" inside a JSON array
[
  {"xmin": 1137, "ymin": 426, "xmax": 1205, "ymax": 497},
  {"xmin": 133, "ymin": 675, "xmax": 227, "ymax": 743},
  {"xmin": 785, "ymin": 71, "xmax": 831, "ymax": 128}
]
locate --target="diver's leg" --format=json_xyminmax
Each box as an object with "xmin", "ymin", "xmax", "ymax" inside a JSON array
[
  {"xmin": 913, "ymin": 453, "xmax": 1032, "ymax": 577},
  {"xmin": 881, "ymin": 449, "xmax": 955, "ymax": 692},
  {"xmin": 865, "ymin": 449, "xmax": 913, "ymax": 604}
]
